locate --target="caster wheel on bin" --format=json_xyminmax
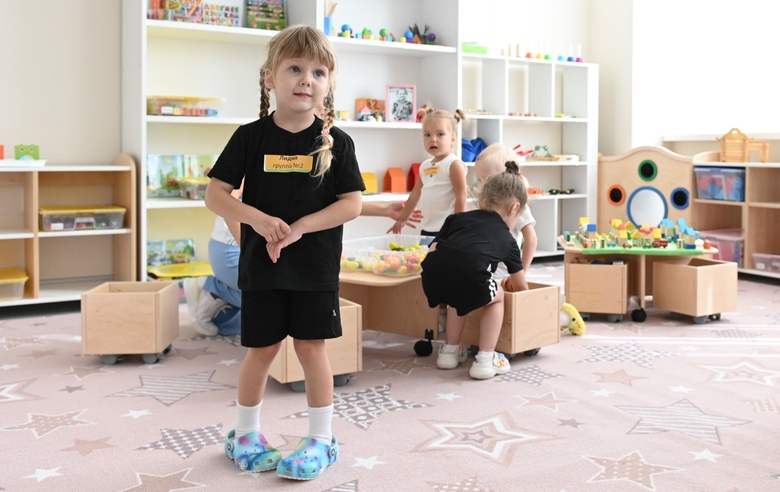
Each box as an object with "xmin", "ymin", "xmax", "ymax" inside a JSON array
[
  {"xmin": 607, "ymin": 314, "xmax": 623, "ymax": 323},
  {"xmin": 692, "ymin": 316, "xmax": 708, "ymax": 324},
  {"xmin": 631, "ymin": 309, "xmax": 647, "ymax": 322},
  {"xmin": 670, "ymin": 312, "xmax": 684, "ymax": 320},
  {"xmin": 414, "ymin": 329, "xmax": 435, "ymax": 356},
  {"xmin": 101, "ymin": 354, "xmax": 121, "ymax": 365},
  {"xmin": 468, "ymin": 345, "xmax": 479, "ymax": 357},
  {"xmin": 290, "ymin": 381, "xmax": 306, "ymax": 393},
  {"xmin": 333, "ymin": 374, "xmax": 353, "ymax": 387},
  {"xmin": 523, "ymin": 348, "xmax": 541, "ymax": 357},
  {"xmin": 710, "ymin": 313, "xmax": 721, "ymax": 320},
  {"xmin": 162, "ymin": 344, "xmax": 173, "ymax": 355},
  {"xmin": 142, "ymin": 353, "xmax": 160, "ymax": 364}
]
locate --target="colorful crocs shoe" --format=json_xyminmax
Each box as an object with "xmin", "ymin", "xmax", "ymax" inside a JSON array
[
  {"xmin": 224, "ymin": 429, "xmax": 281, "ymax": 472},
  {"xmin": 277, "ymin": 435, "xmax": 339, "ymax": 480}
]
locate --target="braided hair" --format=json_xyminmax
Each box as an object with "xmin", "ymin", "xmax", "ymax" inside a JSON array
[
  {"xmin": 479, "ymin": 161, "xmax": 528, "ymax": 213},
  {"xmin": 258, "ymin": 25, "xmax": 338, "ymax": 178}
]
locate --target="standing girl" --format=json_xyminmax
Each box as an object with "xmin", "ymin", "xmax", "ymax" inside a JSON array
[
  {"xmin": 388, "ymin": 108, "xmax": 468, "ymax": 245},
  {"xmin": 205, "ymin": 25, "xmax": 364, "ymax": 480},
  {"xmin": 420, "ymin": 162, "xmax": 529, "ymax": 379}
]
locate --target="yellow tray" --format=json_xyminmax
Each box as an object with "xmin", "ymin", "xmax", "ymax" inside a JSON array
[
  {"xmin": 147, "ymin": 262, "xmax": 213, "ymax": 279},
  {"xmin": 0, "ymin": 267, "xmax": 29, "ymax": 283}
]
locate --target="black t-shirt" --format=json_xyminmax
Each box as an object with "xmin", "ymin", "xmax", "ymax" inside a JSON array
[
  {"xmin": 433, "ymin": 209, "xmax": 523, "ymax": 274},
  {"xmin": 208, "ymin": 114, "xmax": 364, "ymax": 291}
]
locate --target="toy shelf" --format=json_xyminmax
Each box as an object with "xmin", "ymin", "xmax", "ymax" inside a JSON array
[
  {"xmin": 0, "ymin": 156, "xmax": 137, "ymax": 307},
  {"xmin": 147, "ymin": 19, "xmax": 277, "ymax": 45},
  {"xmin": 329, "ymin": 35, "xmax": 456, "ymax": 57}
]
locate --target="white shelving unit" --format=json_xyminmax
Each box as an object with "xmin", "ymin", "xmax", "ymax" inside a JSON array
[
  {"xmin": 0, "ymin": 156, "xmax": 136, "ymax": 307},
  {"xmin": 121, "ymin": 0, "xmax": 596, "ymax": 272}
]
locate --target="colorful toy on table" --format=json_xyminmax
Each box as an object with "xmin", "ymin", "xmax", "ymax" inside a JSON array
[
  {"xmin": 560, "ymin": 303, "xmax": 586, "ymax": 336},
  {"xmin": 355, "ymin": 98, "xmax": 385, "ymax": 122},
  {"xmin": 341, "ymin": 236, "xmax": 427, "ymax": 277},
  {"xmin": 567, "ymin": 217, "xmax": 709, "ymax": 254},
  {"xmin": 15, "ymin": 144, "xmax": 39, "ymax": 160}
]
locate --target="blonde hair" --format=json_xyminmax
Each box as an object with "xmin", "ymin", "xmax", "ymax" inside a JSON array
[
  {"xmin": 421, "ymin": 107, "xmax": 466, "ymax": 134},
  {"xmin": 479, "ymin": 161, "xmax": 528, "ymax": 214},
  {"xmin": 472, "ymin": 143, "xmax": 530, "ymax": 197},
  {"xmin": 259, "ymin": 25, "xmax": 337, "ymax": 178}
]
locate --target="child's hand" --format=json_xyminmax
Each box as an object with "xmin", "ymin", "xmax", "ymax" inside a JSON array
[
  {"xmin": 387, "ymin": 220, "xmax": 405, "ymax": 234},
  {"xmin": 252, "ymin": 215, "xmax": 291, "ymax": 243},
  {"xmin": 266, "ymin": 227, "xmax": 303, "ymax": 263},
  {"xmin": 502, "ymin": 277, "xmax": 516, "ymax": 293},
  {"xmin": 387, "ymin": 201, "xmax": 423, "ymax": 228}
]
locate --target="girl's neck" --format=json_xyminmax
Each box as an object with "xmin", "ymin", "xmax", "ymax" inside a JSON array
[
  {"xmin": 430, "ymin": 152, "xmax": 451, "ymax": 163},
  {"xmin": 272, "ymin": 111, "xmax": 316, "ymax": 134}
]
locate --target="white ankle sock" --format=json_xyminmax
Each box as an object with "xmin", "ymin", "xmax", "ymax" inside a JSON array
[
  {"xmin": 441, "ymin": 343, "xmax": 460, "ymax": 354},
  {"xmin": 235, "ymin": 400, "xmax": 262, "ymax": 437},
  {"xmin": 476, "ymin": 351, "xmax": 494, "ymax": 363},
  {"xmin": 307, "ymin": 404, "xmax": 333, "ymax": 442}
]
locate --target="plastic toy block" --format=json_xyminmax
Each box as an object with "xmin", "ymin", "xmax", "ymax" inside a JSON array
[
  {"xmin": 579, "ymin": 217, "xmax": 590, "ymax": 226},
  {"xmin": 15, "ymin": 144, "xmax": 39, "ymax": 160},
  {"xmin": 407, "ymin": 163, "xmax": 421, "ymax": 191},
  {"xmin": 384, "ymin": 167, "xmax": 407, "ymax": 193},
  {"xmin": 361, "ymin": 172, "xmax": 378, "ymax": 194},
  {"xmin": 586, "ymin": 223, "xmax": 597, "ymax": 232}
]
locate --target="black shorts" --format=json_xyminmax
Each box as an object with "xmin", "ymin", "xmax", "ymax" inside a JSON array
[
  {"xmin": 420, "ymin": 243, "xmax": 497, "ymax": 316},
  {"xmin": 240, "ymin": 290, "xmax": 342, "ymax": 348}
]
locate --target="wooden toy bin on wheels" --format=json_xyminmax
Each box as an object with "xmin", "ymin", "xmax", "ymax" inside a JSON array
[
  {"xmin": 81, "ymin": 281, "xmax": 179, "ymax": 365},
  {"xmin": 566, "ymin": 261, "xmax": 629, "ymax": 323}
]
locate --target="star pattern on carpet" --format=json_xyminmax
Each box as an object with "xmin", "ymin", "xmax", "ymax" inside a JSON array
[
  {"xmin": 118, "ymin": 468, "xmax": 205, "ymax": 491},
  {"xmin": 111, "ymin": 370, "xmax": 235, "ymax": 406},
  {"xmin": 516, "ymin": 391, "xmax": 575, "ymax": 411},
  {"xmin": 352, "ymin": 456, "xmax": 385, "ymax": 469},
  {"xmin": 22, "ymin": 349, "xmax": 59, "ymax": 359},
  {"xmin": 60, "ymin": 436, "xmax": 116, "ymax": 456},
  {"xmin": 577, "ymin": 342, "xmax": 674, "ymax": 368},
  {"xmin": 710, "ymin": 328, "xmax": 762, "ymax": 339},
  {"xmin": 428, "ymin": 475, "xmax": 495, "ymax": 491},
  {"xmin": 136, "ymin": 424, "xmax": 223, "ymax": 459},
  {"xmin": 59, "ymin": 385, "xmax": 86, "ymax": 393},
  {"xmin": 2, "ymin": 409, "xmax": 93, "ymax": 438},
  {"xmin": 745, "ymin": 397, "xmax": 779, "ymax": 412},
  {"xmin": 691, "ymin": 449, "xmax": 722, "ymax": 462},
  {"xmin": 174, "ymin": 346, "xmax": 217, "ymax": 360},
  {"xmin": 0, "ymin": 379, "xmax": 42, "ymax": 403},
  {"xmin": 493, "ymin": 364, "xmax": 562, "ymax": 385},
  {"xmin": 23, "ymin": 467, "xmax": 62, "ymax": 482},
  {"xmin": 58, "ymin": 365, "xmax": 112, "ymax": 380},
  {"xmin": 285, "ymin": 384, "xmax": 428, "ymax": 430},
  {"xmin": 558, "ymin": 418, "xmax": 585, "ymax": 428},
  {"xmin": 324, "ymin": 480, "xmax": 358, "ymax": 491},
  {"xmin": 593, "ymin": 369, "xmax": 646, "ymax": 386},
  {"xmin": 371, "ymin": 357, "xmax": 430, "ymax": 375},
  {"xmin": 0, "ymin": 337, "xmax": 46, "ymax": 350},
  {"xmin": 701, "ymin": 360, "xmax": 780, "ymax": 387},
  {"xmin": 585, "ymin": 450, "xmax": 680, "ymax": 490},
  {"xmin": 617, "ymin": 399, "xmax": 750, "ymax": 444},
  {"xmin": 414, "ymin": 411, "xmax": 558, "ymax": 466}
]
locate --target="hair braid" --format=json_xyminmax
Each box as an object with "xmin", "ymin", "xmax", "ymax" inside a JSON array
[
  {"xmin": 310, "ymin": 89, "xmax": 336, "ymax": 178},
  {"xmin": 258, "ymin": 67, "xmax": 271, "ymax": 118}
]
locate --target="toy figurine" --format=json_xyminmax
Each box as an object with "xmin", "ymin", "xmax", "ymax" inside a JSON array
[
  {"xmin": 15, "ymin": 144, "xmax": 39, "ymax": 160},
  {"xmin": 560, "ymin": 303, "xmax": 586, "ymax": 335}
]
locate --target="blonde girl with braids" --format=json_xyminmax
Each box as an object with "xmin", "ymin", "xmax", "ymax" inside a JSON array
[
  {"xmin": 388, "ymin": 107, "xmax": 468, "ymax": 244},
  {"xmin": 420, "ymin": 162, "xmax": 529, "ymax": 380},
  {"xmin": 205, "ymin": 25, "xmax": 364, "ymax": 480}
]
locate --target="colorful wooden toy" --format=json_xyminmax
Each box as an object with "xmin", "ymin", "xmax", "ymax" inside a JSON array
[
  {"xmin": 384, "ymin": 167, "xmax": 406, "ymax": 193},
  {"xmin": 15, "ymin": 144, "xmax": 39, "ymax": 160}
]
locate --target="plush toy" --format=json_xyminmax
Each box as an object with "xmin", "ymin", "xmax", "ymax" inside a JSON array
[{"xmin": 560, "ymin": 302, "xmax": 586, "ymax": 335}]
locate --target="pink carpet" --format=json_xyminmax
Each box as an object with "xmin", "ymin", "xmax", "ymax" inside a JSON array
[{"xmin": 1, "ymin": 263, "xmax": 779, "ymax": 491}]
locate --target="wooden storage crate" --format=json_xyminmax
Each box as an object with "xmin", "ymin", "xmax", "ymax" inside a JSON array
[
  {"xmin": 81, "ymin": 281, "xmax": 179, "ymax": 362},
  {"xmin": 652, "ymin": 258, "xmax": 737, "ymax": 318},
  {"xmin": 269, "ymin": 298, "xmax": 362, "ymax": 384},
  {"xmin": 461, "ymin": 282, "xmax": 560, "ymax": 355},
  {"xmin": 565, "ymin": 262, "xmax": 628, "ymax": 317}
]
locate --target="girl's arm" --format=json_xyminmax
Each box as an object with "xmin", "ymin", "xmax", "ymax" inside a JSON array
[
  {"xmin": 502, "ymin": 270, "xmax": 529, "ymax": 292},
  {"xmin": 205, "ymin": 177, "xmax": 290, "ymax": 243},
  {"xmin": 361, "ymin": 201, "xmax": 423, "ymax": 228},
  {"xmin": 520, "ymin": 223, "xmax": 537, "ymax": 272},
  {"xmin": 225, "ymin": 185, "xmax": 243, "ymax": 243},
  {"xmin": 388, "ymin": 177, "xmax": 423, "ymax": 233},
  {"xmin": 449, "ymin": 159, "xmax": 468, "ymax": 213},
  {"xmin": 267, "ymin": 190, "xmax": 362, "ymax": 262}
]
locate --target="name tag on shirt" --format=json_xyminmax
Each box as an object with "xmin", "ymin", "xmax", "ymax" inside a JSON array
[
  {"xmin": 264, "ymin": 155, "xmax": 313, "ymax": 173},
  {"xmin": 424, "ymin": 165, "xmax": 440, "ymax": 177}
]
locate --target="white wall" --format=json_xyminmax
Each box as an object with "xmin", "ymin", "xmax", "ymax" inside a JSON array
[
  {"xmin": 0, "ymin": 1, "xmax": 121, "ymax": 165},
  {"xmin": 632, "ymin": 0, "xmax": 780, "ymax": 148}
]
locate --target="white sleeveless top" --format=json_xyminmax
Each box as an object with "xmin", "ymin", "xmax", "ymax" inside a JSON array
[
  {"xmin": 417, "ymin": 153, "xmax": 460, "ymax": 232},
  {"xmin": 210, "ymin": 216, "xmax": 238, "ymax": 247}
]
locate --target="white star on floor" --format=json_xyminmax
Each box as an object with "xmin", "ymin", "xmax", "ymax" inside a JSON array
[
  {"xmin": 691, "ymin": 449, "xmax": 722, "ymax": 462},
  {"xmin": 218, "ymin": 359, "xmax": 239, "ymax": 366},
  {"xmin": 591, "ymin": 388, "xmax": 614, "ymax": 397},
  {"xmin": 669, "ymin": 385, "xmax": 693, "ymax": 394},
  {"xmin": 23, "ymin": 467, "xmax": 62, "ymax": 482},
  {"xmin": 352, "ymin": 456, "xmax": 385, "ymax": 469},
  {"xmin": 702, "ymin": 360, "xmax": 780, "ymax": 387},
  {"xmin": 437, "ymin": 393, "xmax": 461, "ymax": 401},
  {"xmin": 2, "ymin": 363, "xmax": 20, "ymax": 370},
  {"xmin": 122, "ymin": 409, "xmax": 152, "ymax": 419}
]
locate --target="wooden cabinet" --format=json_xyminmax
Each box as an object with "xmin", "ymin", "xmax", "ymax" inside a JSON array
[{"xmin": 0, "ymin": 155, "xmax": 136, "ymax": 306}]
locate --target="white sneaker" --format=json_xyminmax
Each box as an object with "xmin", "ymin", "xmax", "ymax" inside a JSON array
[
  {"xmin": 469, "ymin": 352, "xmax": 511, "ymax": 380},
  {"xmin": 436, "ymin": 344, "xmax": 469, "ymax": 370},
  {"xmin": 183, "ymin": 277, "xmax": 224, "ymax": 336}
]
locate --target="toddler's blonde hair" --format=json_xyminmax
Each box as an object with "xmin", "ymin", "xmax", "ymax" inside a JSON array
[
  {"xmin": 421, "ymin": 107, "xmax": 466, "ymax": 134},
  {"xmin": 472, "ymin": 143, "xmax": 530, "ymax": 197},
  {"xmin": 259, "ymin": 25, "xmax": 338, "ymax": 178},
  {"xmin": 479, "ymin": 161, "xmax": 528, "ymax": 214}
]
